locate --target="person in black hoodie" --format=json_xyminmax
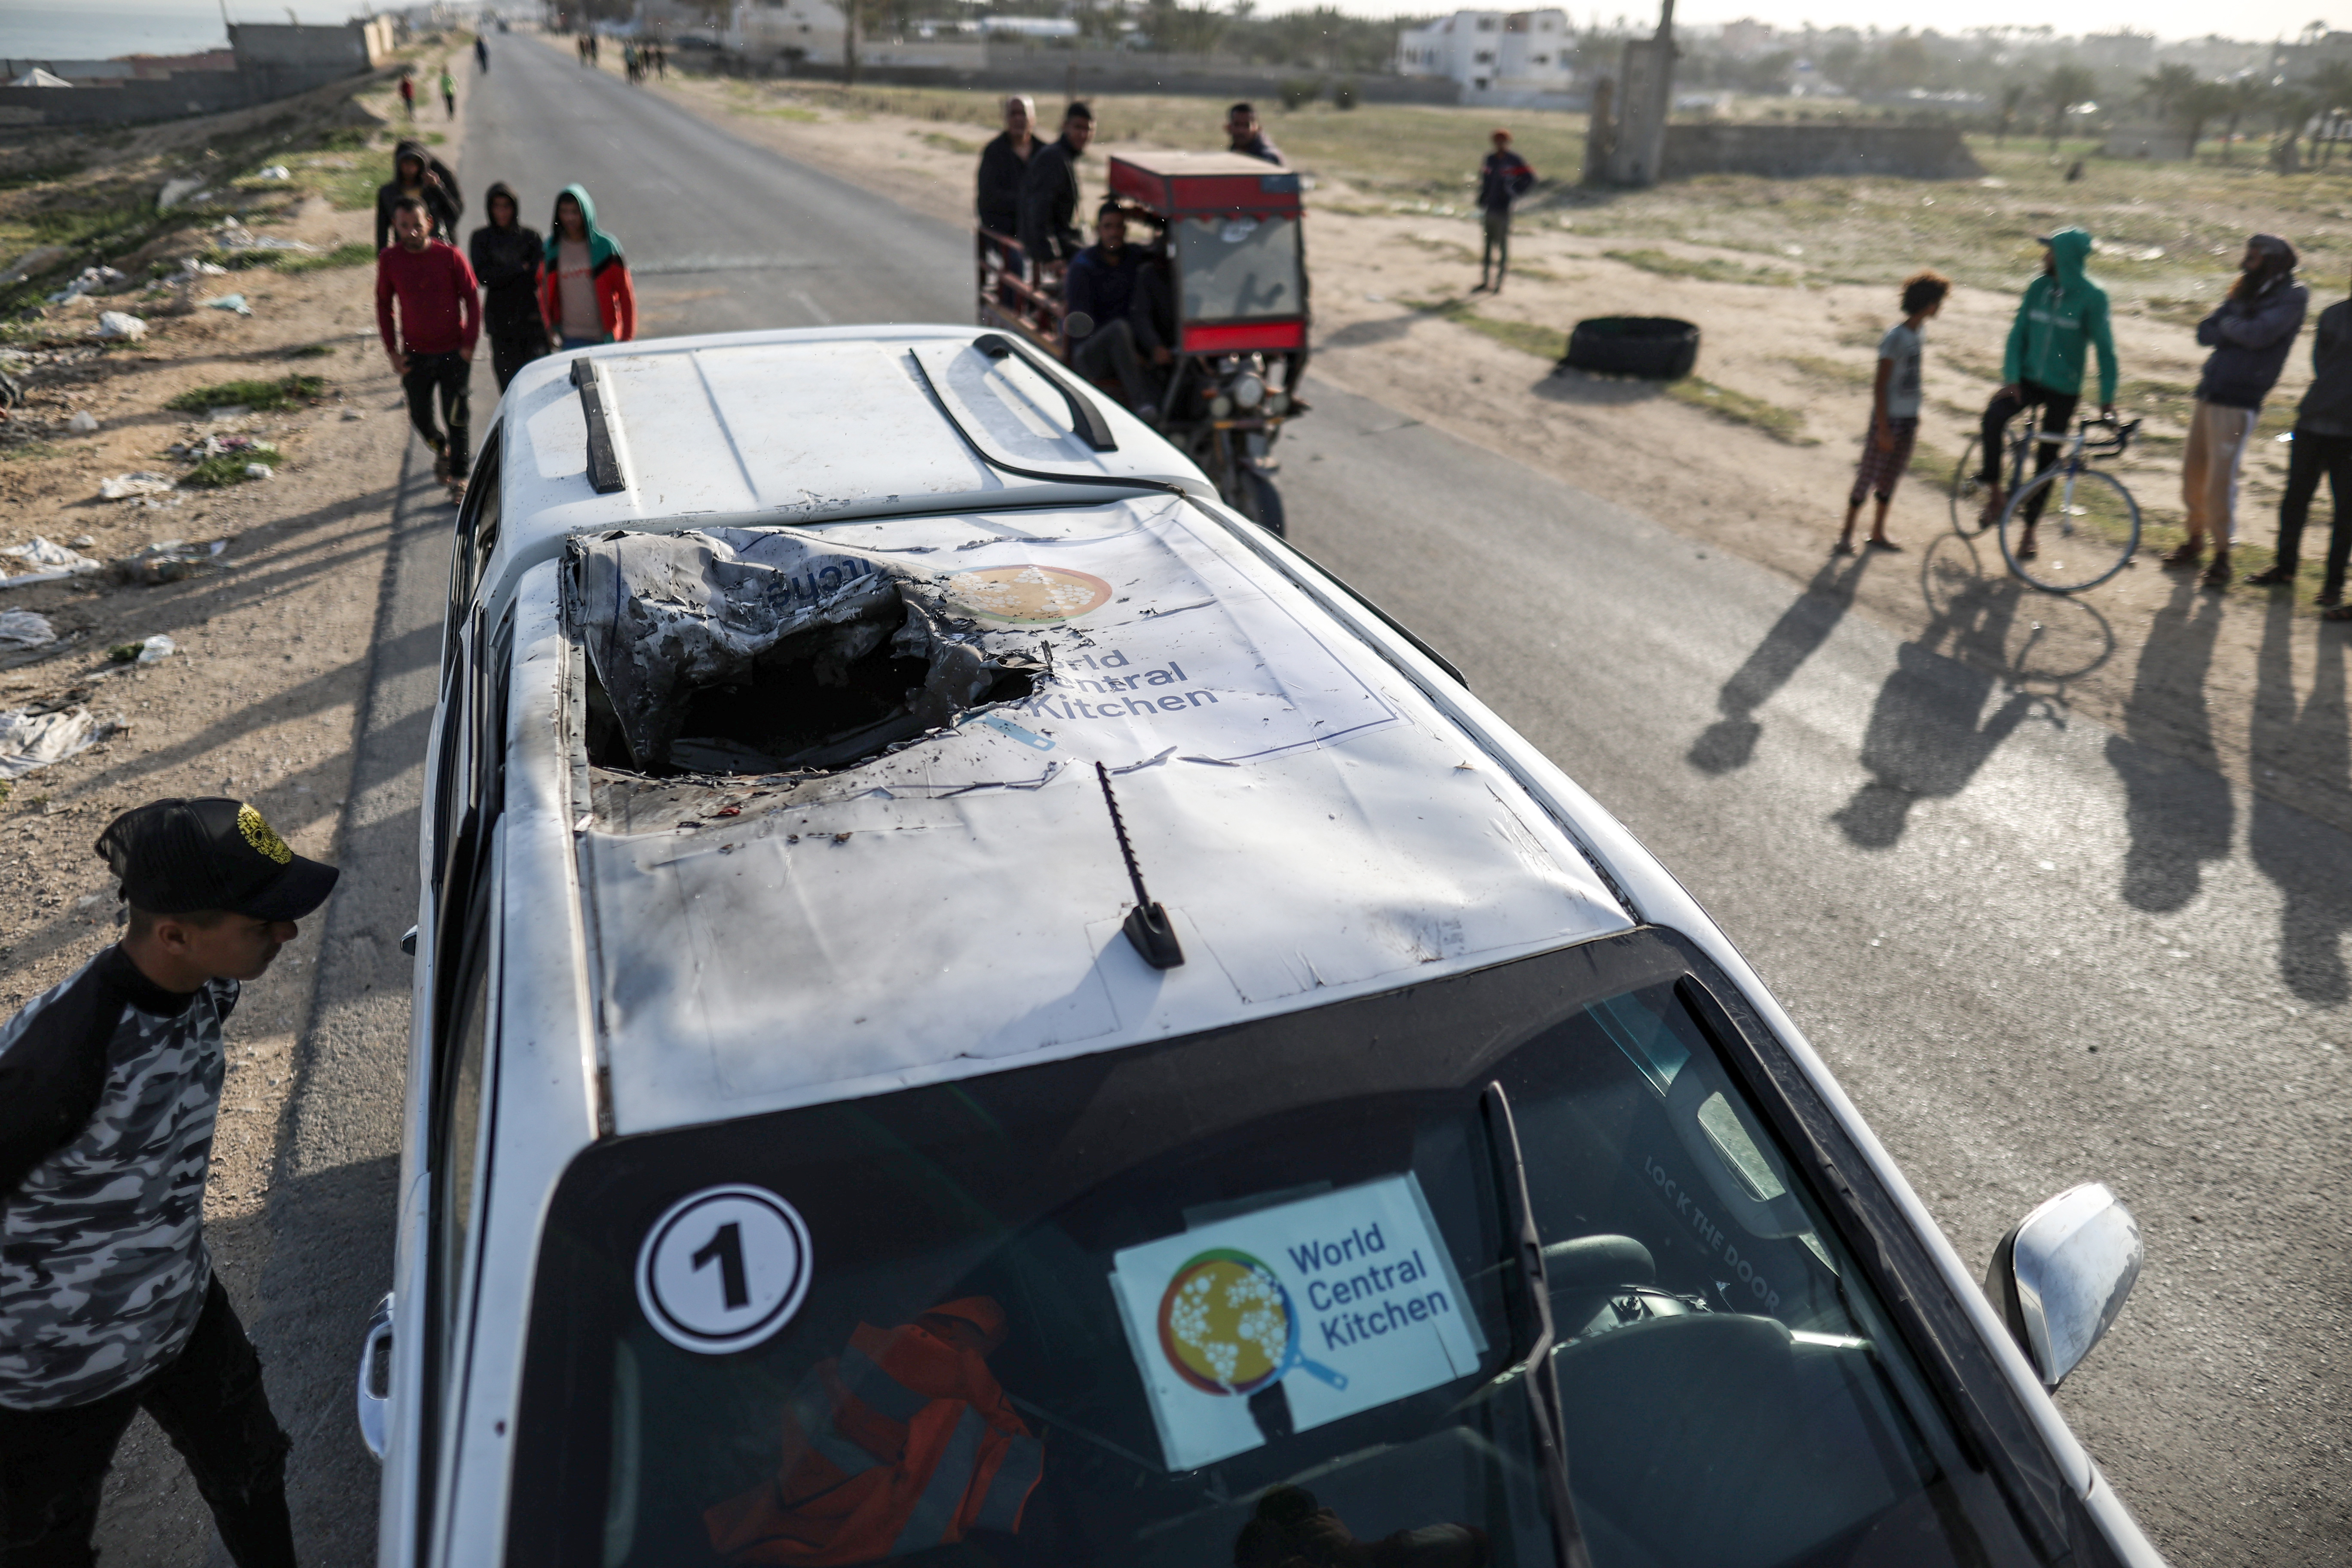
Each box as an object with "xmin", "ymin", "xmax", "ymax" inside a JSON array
[
  {"xmin": 374, "ymin": 139, "xmax": 462, "ymax": 255},
  {"xmin": 1019, "ymin": 103, "xmax": 1093, "ymax": 287},
  {"xmin": 469, "ymin": 182, "xmax": 549, "ymax": 392}
]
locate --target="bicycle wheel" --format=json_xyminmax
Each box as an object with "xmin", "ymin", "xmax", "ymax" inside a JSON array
[
  {"xmin": 1948, "ymin": 433, "xmax": 1989, "ymax": 536},
  {"xmin": 1999, "ymin": 465, "xmax": 2140, "ymax": 592}
]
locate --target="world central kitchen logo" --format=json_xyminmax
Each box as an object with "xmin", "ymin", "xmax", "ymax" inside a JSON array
[{"xmin": 1154, "ymin": 1225, "xmax": 1457, "ymax": 1395}]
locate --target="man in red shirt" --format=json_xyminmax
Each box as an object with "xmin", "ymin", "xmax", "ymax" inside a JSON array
[{"xmin": 376, "ymin": 196, "xmax": 481, "ymax": 501}]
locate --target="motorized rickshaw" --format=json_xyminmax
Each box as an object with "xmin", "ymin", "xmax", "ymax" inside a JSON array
[{"xmin": 977, "ymin": 149, "xmax": 1308, "ymax": 533}]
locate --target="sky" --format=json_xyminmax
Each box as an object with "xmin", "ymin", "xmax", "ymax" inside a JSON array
[{"xmin": 3, "ymin": 0, "xmax": 2332, "ymax": 58}]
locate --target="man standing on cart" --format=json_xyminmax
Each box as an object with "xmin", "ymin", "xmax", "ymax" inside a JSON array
[
  {"xmin": 1019, "ymin": 103, "xmax": 1094, "ymax": 288},
  {"xmin": 977, "ymin": 94, "xmax": 1036, "ymax": 285}
]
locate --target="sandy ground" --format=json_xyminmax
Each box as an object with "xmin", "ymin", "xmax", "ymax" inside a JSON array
[
  {"xmin": 608, "ymin": 56, "xmax": 2352, "ymax": 842},
  {"xmin": 0, "ymin": 69, "xmax": 460, "ymax": 1561}
]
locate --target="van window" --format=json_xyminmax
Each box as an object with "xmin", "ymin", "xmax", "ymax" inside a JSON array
[
  {"xmin": 444, "ymin": 423, "xmax": 503, "ymax": 673},
  {"xmin": 507, "ymin": 933, "xmax": 2033, "ymax": 1568}
]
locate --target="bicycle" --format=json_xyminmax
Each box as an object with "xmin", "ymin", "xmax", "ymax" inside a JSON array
[{"xmin": 1949, "ymin": 415, "xmax": 2143, "ymax": 594}]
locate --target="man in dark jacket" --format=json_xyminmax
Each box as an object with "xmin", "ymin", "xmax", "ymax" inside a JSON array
[
  {"xmin": 373, "ymin": 138, "xmax": 461, "ymax": 254},
  {"xmin": 1474, "ymin": 129, "xmax": 1535, "ymax": 294},
  {"xmin": 469, "ymin": 181, "xmax": 548, "ymax": 392},
  {"xmin": 0, "ymin": 799, "xmax": 337, "ymax": 1568},
  {"xmin": 977, "ymin": 95, "xmax": 1035, "ymax": 300},
  {"xmin": 2252, "ymin": 274, "xmax": 2352, "ymax": 609},
  {"xmin": 1019, "ymin": 103, "xmax": 1094, "ymax": 286},
  {"xmin": 2174, "ymin": 233, "xmax": 2307, "ymax": 587},
  {"xmin": 1065, "ymin": 202, "xmax": 1167, "ymax": 421},
  {"xmin": 1226, "ymin": 102, "xmax": 1283, "ymax": 165}
]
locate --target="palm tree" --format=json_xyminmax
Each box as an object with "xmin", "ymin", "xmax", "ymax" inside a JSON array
[
  {"xmin": 2175, "ymin": 80, "xmax": 2236, "ymax": 159},
  {"xmin": 2136, "ymin": 61, "xmax": 2199, "ymax": 122},
  {"xmin": 2219, "ymin": 75, "xmax": 2268, "ymax": 160},
  {"xmin": 2043, "ymin": 63, "xmax": 2098, "ymax": 148},
  {"xmin": 1996, "ymin": 82, "xmax": 2028, "ymax": 144}
]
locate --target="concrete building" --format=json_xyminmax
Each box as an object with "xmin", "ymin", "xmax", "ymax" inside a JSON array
[
  {"xmin": 1396, "ymin": 10, "xmax": 1574, "ymax": 98},
  {"xmin": 728, "ymin": 0, "xmax": 851, "ymax": 67}
]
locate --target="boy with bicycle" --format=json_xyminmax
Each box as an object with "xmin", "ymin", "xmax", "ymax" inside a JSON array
[
  {"xmin": 1978, "ymin": 228, "xmax": 2117, "ymax": 560},
  {"xmin": 1838, "ymin": 270, "xmax": 1951, "ymax": 555}
]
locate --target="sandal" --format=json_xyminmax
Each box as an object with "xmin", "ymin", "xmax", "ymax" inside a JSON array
[
  {"xmin": 2015, "ymin": 534, "xmax": 2038, "ymax": 560},
  {"xmin": 2326, "ymin": 603, "xmax": 2352, "ymax": 622},
  {"xmin": 1832, "ymin": 539, "xmax": 1856, "ymax": 556},
  {"xmin": 2160, "ymin": 542, "xmax": 2205, "ymax": 570},
  {"xmin": 2202, "ymin": 553, "xmax": 2233, "ymax": 590},
  {"xmin": 1865, "ymin": 537, "xmax": 1903, "ymax": 552},
  {"xmin": 2245, "ymin": 564, "xmax": 2297, "ymax": 586}
]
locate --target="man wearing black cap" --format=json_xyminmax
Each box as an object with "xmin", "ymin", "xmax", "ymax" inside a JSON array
[{"xmin": 0, "ymin": 799, "xmax": 337, "ymax": 1568}]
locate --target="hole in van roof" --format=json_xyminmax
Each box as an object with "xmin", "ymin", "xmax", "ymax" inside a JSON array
[{"xmin": 567, "ymin": 529, "xmax": 1044, "ymax": 780}]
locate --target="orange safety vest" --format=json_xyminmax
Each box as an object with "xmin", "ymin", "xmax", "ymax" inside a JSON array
[{"xmin": 705, "ymin": 1297, "xmax": 1044, "ymax": 1566}]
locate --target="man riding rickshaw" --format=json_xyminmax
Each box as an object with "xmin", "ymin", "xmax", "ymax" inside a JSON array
[{"xmin": 978, "ymin": 127, "xmax": 1309, "ymax": 534}]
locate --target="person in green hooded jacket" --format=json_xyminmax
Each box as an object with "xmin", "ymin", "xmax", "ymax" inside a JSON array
[
  {"xmin": 1977, "ymin": 228, "xmax": 2117, "ymax": 554},
  {"xmin": 539, "ymin": 184, "xmax": 637, "ymax": 350}
]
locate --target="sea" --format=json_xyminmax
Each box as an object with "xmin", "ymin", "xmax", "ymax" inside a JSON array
[{"xmin": 2, "ymin": 3, "xmax": 372, "ymax": 64}]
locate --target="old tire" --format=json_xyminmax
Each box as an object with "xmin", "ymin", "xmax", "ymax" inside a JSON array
[{"xmin": 1562, "ymin": 316, "xmax": 1700, "ymax": 380}]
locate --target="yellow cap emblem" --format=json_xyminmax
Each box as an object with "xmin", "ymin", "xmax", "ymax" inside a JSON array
[{"xmin": 238, "ymin": 804, "xmax": 294, "ymax": 866}]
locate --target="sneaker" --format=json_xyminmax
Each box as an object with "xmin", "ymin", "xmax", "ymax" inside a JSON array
[{"xmin": 2245, "ymin": 564, "xmax": 2296, "ymax": 585}]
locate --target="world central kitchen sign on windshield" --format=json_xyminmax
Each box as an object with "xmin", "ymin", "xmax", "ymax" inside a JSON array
[{"xmin": 1108, "ymin": 1174, "xmax": 1487, "ymax": 1470}]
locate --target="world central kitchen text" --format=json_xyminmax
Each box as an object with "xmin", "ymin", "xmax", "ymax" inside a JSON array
[{"xmin": 1287, "ymin": 1224, "xmax": 1455, "ymax": 1351}]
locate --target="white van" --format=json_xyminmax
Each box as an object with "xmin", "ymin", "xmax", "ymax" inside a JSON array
[{"xmin": 364, "ymin": 327, "xmax": 2165, "ymax": 1568}]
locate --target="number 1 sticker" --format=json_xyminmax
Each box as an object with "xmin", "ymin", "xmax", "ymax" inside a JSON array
[{"xmin": 636, "ymin": 1185, "xmax": 812, "ymax": 1354}]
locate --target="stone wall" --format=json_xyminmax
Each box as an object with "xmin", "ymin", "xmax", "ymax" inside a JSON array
[
  {"xmin": 0, "ymin": 20, "xmax": 388, "ymax": 128},
  {"xmin": 1659, "ymin": 122, "xmax": 1983, "ymax": 181}
]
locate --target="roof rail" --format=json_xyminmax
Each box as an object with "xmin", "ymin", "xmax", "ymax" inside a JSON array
[{"xmin": 570, "ymin": 357, "xmax": 626, "ymax": 494}]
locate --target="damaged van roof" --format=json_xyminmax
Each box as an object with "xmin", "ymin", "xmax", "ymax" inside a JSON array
[
  {"xmin": 571, "ymin": 493, "xmax": 1635, "ymax": 1136},
  {"xmin": 493, "ymin": 327, "xmax": 1206, "ymax": 559}
]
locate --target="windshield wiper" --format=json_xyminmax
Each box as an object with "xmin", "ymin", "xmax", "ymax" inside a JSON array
[{"xmin": 1479, "ymin": 1082, "xmax": 1595, "ymax": 1568}]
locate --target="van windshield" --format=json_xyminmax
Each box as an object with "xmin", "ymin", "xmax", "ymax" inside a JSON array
[{"xmin": 508, "ymin": 933, "xmax": 2026, "ymax": 1568}]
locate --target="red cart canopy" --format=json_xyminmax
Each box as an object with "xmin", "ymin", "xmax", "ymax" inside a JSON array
[{"xmin": 1108, "ymin": 151, "xmax": 1302, "ymax": 219}]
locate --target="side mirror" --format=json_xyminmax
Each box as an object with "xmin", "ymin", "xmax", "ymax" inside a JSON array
[{"xmin": 1982, "ymin": 1182, "xmax": 2141, "ymax": 1390}]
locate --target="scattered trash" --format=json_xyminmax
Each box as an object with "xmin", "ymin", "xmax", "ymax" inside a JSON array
[
  {"xmin": 99, "ymin": 472, "xmax": 178, "ymax": 500},
  {"xmin": 243, "ymin": 462, "xmax": 273, "ymax": 480},
  {"xmin": 0, "ymin": 706, "xmax": 116, "ymax": 779},
  {"xmin": 47, "ymin": 266, "xmax": 126, "ymax": 304},
  {"xmin": 157, "ymin": 175, "xmax": 210, "ymax": 210},
  {"xmin": 168, "ymin": 433, "xmax": 276, "ymax": 463},
  {"xmin": 109, "ymin": 634, "xmax": 175, "ymax": 664},
  {"xmin": 0, "ymin": 537, "xmax": 103, "ymax": 585},
  {"xmin": 255, "ymin": 164, "xmax": 291, "ymax": 181},
  {"xmin": 113, "ymin": 538, "xmax": 230, "ymax": 585},
  {"xmin": 0, "ymin": 610, "xmax": 55, "ymax": 650},
  {"xmin": 67, "ymin": 535, "xmax": 93, "ymax": 547},
  {"xmin": 340, "ymin": 408, "xmax": 364, "ymax": 421},
  {"xmin": 94, "ymin": 311, "xmax": 147, "ymax": 341},
  {"xmin": 206, "ymin": 294, "xmax": 253, "ymax": 317},
  {"xmin": 65, "ymin": 410, "xmax": 98, "ymax": 434},
  {"xmin": 208, "ymin": 218, "xmax": 314, "ymax": 255}
]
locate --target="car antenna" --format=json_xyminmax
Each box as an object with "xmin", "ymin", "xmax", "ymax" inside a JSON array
[{"xmin": 1095, "ymin": 762, "xmax": 1184, "ymax": 969}]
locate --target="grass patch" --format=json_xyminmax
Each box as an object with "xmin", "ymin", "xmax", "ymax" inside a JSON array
[
  {"xmin": 1402, "ymin": 296, "xmax": 1566, "ymax": 359},
  {"xmin": 1606, "ymin": 248, "xmax": 1797, "ymax": 287},
  {"xmin": 1785, "ymin": 353, "xmax": 1873, "ymax": 390},
  {"xmin": 921, "ymin": 130, "xmax": 980, "ymax": 153},
  {"xmin": 0, "ymin": 441, "xmax": 58, "ymax": 462},
  {"xmin": 166, "ymin": 374, "xmax": 325, "ymax": 413},
  {"xmin": 181, "ymin": 454, "xmax": 267, "ymax": 487},
  {"xmin": 270, "ymin": 240, "xmax": 375, "ymax": 273},
  {"xmin": 286, "ymin": 342, "xmax": 337, "ymax": 358},
  {"xmin": 1667, "ymin": 377, "xmax": 1813, "ymax": 445}
]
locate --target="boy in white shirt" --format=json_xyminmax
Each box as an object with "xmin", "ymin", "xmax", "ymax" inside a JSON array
[{"xmin": 1837, "ymin": 271, "xmax": 1951, "ymax": 555}]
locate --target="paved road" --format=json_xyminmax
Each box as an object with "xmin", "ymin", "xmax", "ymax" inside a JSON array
[{"xmin": 261, "ymin": 35, "xmax": 2345, "ymax": 1565}]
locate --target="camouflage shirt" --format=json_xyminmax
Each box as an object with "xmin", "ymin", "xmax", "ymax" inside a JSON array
[{"xmin": 0, "ymin": 946, "xmax": 236, "ymax": 1410}]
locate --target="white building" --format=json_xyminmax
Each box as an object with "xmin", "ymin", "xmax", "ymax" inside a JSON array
[
  {"xmin": 726, "ymin": 0, "xmax": 849, "ymax": 66},
  {"xmin": 1396, "ymin": 10, "xmax": 1574, "ymax": 98}
]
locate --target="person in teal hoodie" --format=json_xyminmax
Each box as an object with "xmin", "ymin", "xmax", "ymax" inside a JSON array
[
  {"xmin": 1976, "ymin": 228, "xmax": 2118, "ymax": 556},
  {"xmin": 539, "ymin": 184, "xmax": 637, "ymax": 350}
]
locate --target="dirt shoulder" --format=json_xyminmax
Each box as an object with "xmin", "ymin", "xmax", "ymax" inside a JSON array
[
  {"xmin": 603, "ymin": 52, "xmax": 2352, "ymax": 839},
  {"xmin": 0, "ymin": 44, "xmax": 471, "ymax": 1561}
]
